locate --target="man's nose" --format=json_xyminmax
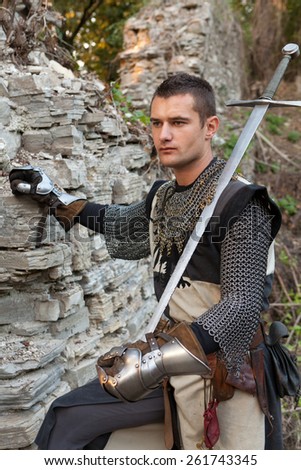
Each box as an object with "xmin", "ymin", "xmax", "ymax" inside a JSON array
[{"xmin": 159, "ymin": 123, "xmax": 172, "ymax": 141}]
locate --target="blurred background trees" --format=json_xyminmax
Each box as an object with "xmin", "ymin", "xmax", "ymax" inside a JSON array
[
  {"xmin": 52, "ymin": 0, "xmax": 147, "ymax": 81},
  {"xmin": 231, "ymin": 0, "xmax": 301, "ymax": 86},
  {"xmin": 1, "ymin": 0, "xmax": 300, "ymax": 84},
  {"xmin": 50, "ymin": 0, "xmax": 301, "ymax": 83}
]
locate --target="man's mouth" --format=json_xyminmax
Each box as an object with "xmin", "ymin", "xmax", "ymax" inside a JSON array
[{"xmin": 159, "ymin": 147, "xmax": 176, "ymax": 152}]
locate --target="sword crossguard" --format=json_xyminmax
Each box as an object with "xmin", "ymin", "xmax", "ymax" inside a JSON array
[
  {"xmin": 226, "ymin": 43, "xmax": 300, "ymax": 109},
  {"xmin": 226, "ymin": 98, "xmax": 301, "ymax": 108}
]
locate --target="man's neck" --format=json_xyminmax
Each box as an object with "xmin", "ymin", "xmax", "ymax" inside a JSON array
[{"xmin": 173, "ymin": 155, "xmax": 214, "ymax": 186}]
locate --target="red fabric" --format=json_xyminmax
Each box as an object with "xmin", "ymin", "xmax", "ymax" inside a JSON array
[{"xmin": 203, "ymin": 399, "xmax": 220, "ymax": 449}]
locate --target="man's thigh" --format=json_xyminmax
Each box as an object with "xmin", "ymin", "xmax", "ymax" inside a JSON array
[{"xmin": 47, "ymin": 384, "xmax": 164, "ymax": 449}]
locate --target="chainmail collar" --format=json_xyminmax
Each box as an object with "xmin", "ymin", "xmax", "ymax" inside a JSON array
[{"xmin": 152, "ymin": 158, "xmax": 230, "ymax": 257}]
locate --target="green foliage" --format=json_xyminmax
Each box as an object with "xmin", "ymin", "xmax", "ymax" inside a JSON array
[
  {"xmin": 270, "ymin": 162, "xmax": 281, "ymax": 173},
  {"xmin": 277, "ymin": 194, "xmax": 298, "ymax": 216},
  {"xmin": 279, "ymin": 249, "xmax": 293, "ymax": 266},
  {"xmin": 221, "ymin": 133, "xmax": 239, "ymax": 159},
  {"xmin": 287, "ymin": 130, "xmax": 301, "ymax": 143},
  {"xmin": 255, "ymin": 161, "xmax": 268, "ymax": 174},
  {"xmin": 255, "ymin": 160, "xmax": 280, "ymax": 174},
  {"xmin": 265, "ymin": 114, "xmax": 287, "ymax": 136},
  {"xmin": 221, "ymin": 128, "xmax": 254, "ymax": 163},
  {"xmin": 52, "ymin": 0, "xmax": 148, "ymax": 81},
  {"xmin": 111, "ymin": 82, "xmax": 150, "ymax": 125}
]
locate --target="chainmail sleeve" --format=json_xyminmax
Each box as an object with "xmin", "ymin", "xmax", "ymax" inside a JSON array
[
  {"xmin": 103, "ymin": 200, "xmax": 151, "ymax": 260},
  {"xmin": 196, "ymin": 196, "xmax": 273, "ymax": 372}
]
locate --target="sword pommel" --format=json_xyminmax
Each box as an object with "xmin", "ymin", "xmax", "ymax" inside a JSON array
[
  {"xmin": 282, "ymin": 43, "xmax": 300, "ymax": 59},
  {"xmin": 261, "ymin": 43, "xmax": 299, "ymax": 100}
]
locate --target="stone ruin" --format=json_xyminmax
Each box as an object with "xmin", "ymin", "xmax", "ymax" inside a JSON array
[
  {"xmin": 0, "ymin": 0, "xmax": 243, "ymax": 449},
  {"xmin": 118, "ymin": 0, "xmax": 243, "ymax": 111}
]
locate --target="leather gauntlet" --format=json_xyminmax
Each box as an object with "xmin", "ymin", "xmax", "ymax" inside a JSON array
[{"xmin": 97, "ymin": 322, "xmax": 212, "ymax": 402}]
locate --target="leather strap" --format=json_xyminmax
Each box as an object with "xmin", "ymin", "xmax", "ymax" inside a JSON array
[
  {"xmin": 162, "ymin": 378, "xmax": 174, "ymax": 450},
  {"xmin": 145, "ymin": 332, "xmax": 159, "ymax": 351},
  {"xmin": 250, "ymin": 323, "xmax": 273, "ymax": 424},
  {"xmin": 250, "ymin": 347, "xmax": 273, "ymax": 430}
]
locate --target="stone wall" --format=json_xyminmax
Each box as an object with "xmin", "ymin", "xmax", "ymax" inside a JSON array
[
  {"xmin": 0, "ymin": 0, "xmax": 244, "ymax": 450},
  {"xmin": 0, "ymin": 53, "xmax": 157, "ymax": 450},
  {"xmin": 119, "ymin": 0, "xmax": 244, "ymax": 111}
]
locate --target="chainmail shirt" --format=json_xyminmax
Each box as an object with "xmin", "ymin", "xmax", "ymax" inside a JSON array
[
  {"xmin": 152, "ymin": 158, "xmax": 228, "ymax": 256},
  {"xmin": 104, "ymin": 200, "xmax": 150, "ymax": 260},
  {"xmin": 103, "ymin": 158, "xmax": 277, "ymax": 372},
  {"xmin": 196, "ymin": 196, "xmax": 273, "ymax": 371}
]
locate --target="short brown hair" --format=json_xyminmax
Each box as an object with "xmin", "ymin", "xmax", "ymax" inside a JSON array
[{"xmin": 151, "ymin": 72, "xmax": 216, "ymax": 126}]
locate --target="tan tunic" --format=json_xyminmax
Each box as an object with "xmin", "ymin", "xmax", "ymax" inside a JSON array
[{"xmin": 149, "ymin": 192, "xmax": 265, "ymax": 450}]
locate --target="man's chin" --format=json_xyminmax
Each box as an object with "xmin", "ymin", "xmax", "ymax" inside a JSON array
[{"xmin": 158, "ymin": 154, "xmax": 178, "ymax": 167}]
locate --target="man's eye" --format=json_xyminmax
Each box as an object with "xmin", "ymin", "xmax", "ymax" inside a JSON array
[
  {"xmin": 151, "ymin": 121, "xmax": 161, "ymax": 127},
  {"xmin": 173, "ymin": 121, "xmax": 185, "ymax": 126}
]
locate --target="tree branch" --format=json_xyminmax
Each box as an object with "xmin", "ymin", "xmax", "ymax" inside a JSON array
[{"xmin": 67, "ymin": 0, "xmax": 104, "ymax": 45}]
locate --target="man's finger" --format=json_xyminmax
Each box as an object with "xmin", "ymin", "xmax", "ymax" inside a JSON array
[{"xmin": 10, "ymin": 178, "xmax": 31, "ymax": 194}]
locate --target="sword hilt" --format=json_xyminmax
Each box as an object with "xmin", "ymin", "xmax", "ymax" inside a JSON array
[{"xmin": 261, "ymin": 43, "xmax": 300, "ymax": 100}]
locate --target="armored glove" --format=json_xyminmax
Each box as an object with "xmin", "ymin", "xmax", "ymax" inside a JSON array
[
  {"xmin": 96, "ymin": 321, "xmax": 212, "ymax": 402},
  {"xmin": 9, "ymin": 165, "xmax": 87, "ymax": 231}
]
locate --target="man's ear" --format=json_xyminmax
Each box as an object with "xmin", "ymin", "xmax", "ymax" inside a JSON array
[{"xmin": 205, "ymin": 116, "xmax": 219, "ymax": 140}]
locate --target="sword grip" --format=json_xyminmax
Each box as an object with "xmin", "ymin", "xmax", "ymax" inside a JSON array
[{"xmin": 261, "ymin": 43, "xmax": 300, "ymax": 100}]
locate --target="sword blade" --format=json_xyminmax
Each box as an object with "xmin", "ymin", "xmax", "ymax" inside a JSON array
[{"xmin": 145, "ymin": 104, "xmax": 269, "ymax": 335}]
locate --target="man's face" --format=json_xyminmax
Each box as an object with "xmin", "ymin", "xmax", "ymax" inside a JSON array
[{"xmin": 150, "ymin": 93, "xmax": 218, "ymax": 184}]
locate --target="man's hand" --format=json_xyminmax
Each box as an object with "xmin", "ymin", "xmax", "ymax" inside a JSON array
[
  {"xmin": 9, "ymin": 166, "xmax": 52, "ymax": 203},
  {"xmin": 9, "ymin": 165, "xmax": 87, "ymax": 230},
  {"xmin": 9, "ymin": 165, "xmax": 75, "ymax": 206}
]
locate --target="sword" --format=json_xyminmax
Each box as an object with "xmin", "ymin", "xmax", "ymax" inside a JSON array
[{"xmin": 144, "ymin": 43, "xmax": 300, "ymax": 336}]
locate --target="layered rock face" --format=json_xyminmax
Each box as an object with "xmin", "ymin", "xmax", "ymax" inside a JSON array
[
  {"xmin": 0, "ymin": 55, "xmax": 156, "ymax": 450},
  {"xmin": 0, "ymin": 0, "xmax": 243, "ymax": 449},
  {"xmin": 119, "ymin": 0, "xmax": 243, "ymax": 111}
]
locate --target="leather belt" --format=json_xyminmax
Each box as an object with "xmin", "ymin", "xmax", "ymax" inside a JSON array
[{"xmin": 250, "ymin": 322, "xmax": 265, "ymax": 349}]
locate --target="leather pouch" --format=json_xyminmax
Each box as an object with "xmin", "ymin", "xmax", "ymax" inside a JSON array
[
  {"xmin": 265, "ymin": 321, "xmax": 300, "ymax": 403},
  {"xmin": 203, "ymin": 399, "xmax": 220, "ymax": 449},
  {"xmin": 225, "ymin": 360, "xmax": 256, "ymax": 395},
  {"xmin": 268, "ymin": 342, "xmax": 300, "ymax": 401},
  {"xmin": 211, "ymin": 357, "xmax": 235, "ymax": 401}
]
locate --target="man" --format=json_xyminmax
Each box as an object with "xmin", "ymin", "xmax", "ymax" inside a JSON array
[{"xmin": 9, "ymin": 73, "xmax": 282, "ymax": 450}]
